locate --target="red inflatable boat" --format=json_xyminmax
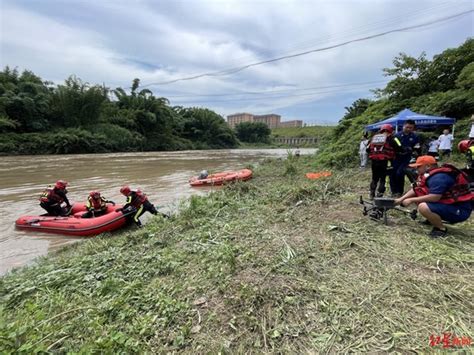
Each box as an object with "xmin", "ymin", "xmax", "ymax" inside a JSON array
[
  {"xmin": 15, "ymin": 203, "xmax": 131, "ymax": 237},
  {"xmin": 189, "ymin": 169, "xmax": 253, "ymax": 187}
]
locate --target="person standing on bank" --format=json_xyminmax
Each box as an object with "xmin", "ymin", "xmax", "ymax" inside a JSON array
[
  {"xmin": 427, "ymin": 136, "xmax": 440, "ymax": 159},
  {"xmin": 438, "ymin": 129, "xmax": 454, "ymax": 159},
  {"xmin": 359, "ymin": 134, "xmax": 369, "ymax": 168},
  {"xmin": 390, "ymin": 120, "xmax": 420, "ymax": 197},
  {"xmin": 469, "ymin": 114, "xmax": 474, "ymax": 141},
  {"xmin": 367, "ymin": 124, "xmax": 402, "ymax": 199}
]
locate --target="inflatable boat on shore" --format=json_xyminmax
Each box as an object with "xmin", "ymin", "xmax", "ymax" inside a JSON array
[
  {"xmin": 189, "ymin": 169, "xmax": 253, "ymax": 187},
  {"xmin": 15, "ymin": 203, "xmax": 132, "ymax": 236}
]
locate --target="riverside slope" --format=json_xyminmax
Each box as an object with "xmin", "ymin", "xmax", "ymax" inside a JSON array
[{"xmin": 1, "ymin": 155, "xmax": 473, "ymax": 353}]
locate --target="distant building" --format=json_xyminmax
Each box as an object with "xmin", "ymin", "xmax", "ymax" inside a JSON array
[
  {"xmin": 227, "ymin": 113, "xmax": 254, "ymax": 128},
  {"xmin": 279, "ymin": 120, "xmax": 303, "ymax": 128},
  {"xmin": 253, "ymin": 114, "xmax": 281, "ymax": 129}
]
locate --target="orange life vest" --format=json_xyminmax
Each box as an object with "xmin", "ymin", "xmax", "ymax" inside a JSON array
[
  {"xmin": 87, "ymin": 196, "xmax": 107, "ymax": 211},
  {"xmin": 413, "ymin": 164, "xmax": 474, "ymax": 204}
]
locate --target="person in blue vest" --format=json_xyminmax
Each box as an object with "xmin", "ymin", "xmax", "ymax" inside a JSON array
[
  {"xmin": 395, "ymin": 155, "xmax": 473, "ymax": 238},
  {"xmin": 389, "ymin": 119, "xmax": 420, "ymax": 197}
]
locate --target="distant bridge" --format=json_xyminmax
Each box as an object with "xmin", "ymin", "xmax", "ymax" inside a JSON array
[{"xmin": 273, "ymin": 136, "xmax": 317, "ymax": 145}]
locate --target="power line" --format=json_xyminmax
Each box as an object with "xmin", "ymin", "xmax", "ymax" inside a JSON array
[
  {"xmin": 230, "ymin": 1, "xmax": 456, "ymax": 65},
  {"xmin": 143, "ymin": 9, "xmax": 473, "ymax": 86},
  {"xmin": 163, "ymin": 79, "xmax": 388, "ymax": 98},
  {"xmin": 169, "ymin": 83, "xmax": 381, "ymax": 104}
]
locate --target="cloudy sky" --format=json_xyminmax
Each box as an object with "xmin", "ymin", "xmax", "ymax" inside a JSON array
[{"xmin": 0, "ymin": 0, "xmax": 472, "ymax": 124}]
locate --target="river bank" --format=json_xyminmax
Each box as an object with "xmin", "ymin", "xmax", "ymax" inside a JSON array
[
  {"xmin": 0, "ymin": 149, "xmax": 314, "ymax": 275},
  {"xmin": 1, "ymin": 155, "xmax": 473, "ymax": 352}
]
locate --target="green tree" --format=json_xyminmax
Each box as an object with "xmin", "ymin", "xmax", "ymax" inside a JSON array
[
  {"xmin": 0, "ymin": 68, "xmax": 51, "ymax": 132},
  {"xmin": 456, "ymin": 61, "xmax": 474, "ymax": 90},
  {"xmin": 381, "ymin": 52, "xmax": 430, "ymax": 100},
  {"xmin": 422, "ymin": 38, "xmax": 474, "ymax": 92},
  {"xmin": 179, "ymin": 107, "xmax": 238, "ymax": 148},
  {"xmin": 235, "ymin": 121, "xmax": 271, "ymax": 143},
  {"xmin": 342, "ymin": 98, "xmax": 372, "ymax": 121},
  {"xmin": 50, "ymin": 76, "xmax": 107, "ymax": 127}
]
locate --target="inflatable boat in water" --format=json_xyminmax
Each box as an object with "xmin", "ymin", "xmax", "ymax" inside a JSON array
[
  {"xmin": 189, "ymin": 169, "xmax": 252, "ymax": 187},
  {"xmin": 15, "ymin": 203, "xmax": 132, "ymax": 237}
]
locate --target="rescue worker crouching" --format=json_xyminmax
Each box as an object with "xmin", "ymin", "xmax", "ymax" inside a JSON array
[
  {"xmin": 367, "ymin": 124, "xmax": 402, "ymax": 200},
  {"xmin": 81, "ymin": 191, "xmax": 115, "ymax": 218},
  {"xmin": 39, "ymin": 180, "xmax": 72, "ymax": 216},
  {"xmin": 117, "ymin": 186, "xmax": 158, "ymax": 227},
  {"xmin": 394, "ymin": 156, "xmax": 473, "ymax": 238}
]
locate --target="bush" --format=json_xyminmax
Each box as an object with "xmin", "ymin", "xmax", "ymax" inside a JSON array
[
  {"xmin": 0, "ymin": 129, "xmax": 113, "ymax": 155},
  {"xmin": 91, "ymin": 123, "xmax": 145, "ymax": 151},
  {"xmin": 235, "ymin": 122, "xmax": 271, "ymax": 143}
]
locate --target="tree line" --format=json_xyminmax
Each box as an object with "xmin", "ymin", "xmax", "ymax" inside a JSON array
[{"xmin": 0, "ymin": 72, "xmax": 247, "ymax": 154}]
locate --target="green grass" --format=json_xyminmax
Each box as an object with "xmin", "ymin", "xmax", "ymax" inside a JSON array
[{"xmin": 1, "ymin": 155, "xmax": 473, "ymax": 352}]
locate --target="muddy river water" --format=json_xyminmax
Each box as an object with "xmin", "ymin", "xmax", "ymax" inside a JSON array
[{"xmin": 0, "ymin": 148, "xmax": 316, "ymax": 275}]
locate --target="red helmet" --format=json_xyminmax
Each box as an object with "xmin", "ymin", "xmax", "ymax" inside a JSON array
[
  {"xmin": 89, "ymin": 191, "xmax": 101, "ymax": 199},
  {"xmin": 458, "ymin": 140, "xmax": 470, "ymax": 153},
  {"xmin": 120, "ymin": 185, "xmax": 131, "ymax": 195},
  {"xmin": 55, "ymin": 180, "xmax": 68, "ymax": 189},
  {"xmin": 379, "ymin": 124, "xmax": 393, "ymax": 134}
]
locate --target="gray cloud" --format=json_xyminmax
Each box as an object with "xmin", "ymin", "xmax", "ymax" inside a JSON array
[{"xmin": 1, "ymin": 0, "xmax": 472, "ymax": 123}]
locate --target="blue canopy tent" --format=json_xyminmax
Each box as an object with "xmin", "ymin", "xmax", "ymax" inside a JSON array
[{"xmin": 365, "ymin": 109, "xmax": 456, "ymax": 134}]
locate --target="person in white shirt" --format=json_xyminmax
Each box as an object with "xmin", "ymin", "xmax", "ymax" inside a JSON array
[
  {"xmin": 295, "ymin": 146, "xmax": 300, "ymax": 158},
  {"xmin": 359, "ymin": 134, "xmax": 369, "ymax": 168},
  {"xmin": 438, "ymin": 129, "xmax": 454, "ymax": 158},
  {"xmin": 469, "ymin": 114, "xmax": 474, "ymax": 139},
  {"xmin": 427, "ymin": 136, "xmax": 440, "ymax": 159}
]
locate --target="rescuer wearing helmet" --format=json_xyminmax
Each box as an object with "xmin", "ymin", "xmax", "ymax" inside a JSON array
[
  {"xmin": 458, "ymin": 139, "xmax": 474, "ymax": 181},
  {"xmin": 39, "ymin": 180, "xmax": 72, "ymax": 216},
  {"xmin": 367, "ymin": 124, "xmax": 402, "ymax": 199},
  {"xmin": 117, "ymin": 186, "xmax": 158, "ymax": 227},
  {"xmin": 81, "ymin": 191, "xmax": 116, "ymax": 218},
  {"xmin": 395, "ymin": 156, "xmax": 473, "ymax": 238},
  {"xmin": 389, "ymin": 120, "xmax": 420, "ymax": 197},
  {"xmin": 198, "ymin": 170, "xmax": 209, "ymax": 180}
]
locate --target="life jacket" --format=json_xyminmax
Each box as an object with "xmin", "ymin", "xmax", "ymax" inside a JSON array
[
  {"xmin": 128, "ymin": 190, "xmax": 148, "ymax": 208},
  {"xmin": 368, "ymin": 133, "xmax": 395, "ymax": 161},
  {"xmin": 468, "ymin": 145, "xmax": 474, "ymax": 157},
  {"xmin": 87, "ymin": 196, "xmax": 107, "ymax": 211},
  {"xmin": 468, "ymin": 146, "xmax": 474, "ymax": 169},
  {"xmin": 413, "ymin": 164, "xmax": 474, "ymax": 204},
  {"xmin": 39, "ymin": 186, "xmax": 65, "ymax": 204}
]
